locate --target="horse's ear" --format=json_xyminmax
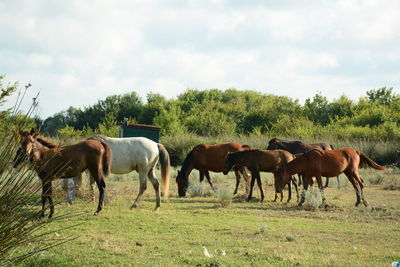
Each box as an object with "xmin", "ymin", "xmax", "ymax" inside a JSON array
[{"xmin": 30, "ymin": 128, "xmax": 35, "ymax": 135}]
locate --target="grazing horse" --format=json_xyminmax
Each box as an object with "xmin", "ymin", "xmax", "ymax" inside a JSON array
[
  {"xmin": 176, "ymin": 143, "xmax": 251, "ymax": 197},
  {"xmin": 84, "ymin": 136, "xmax": 171, "ymax": 212},
  {"xmin": 267, "ymin": 138, "xmax": 338, "ymax": 188},
  {"xmin": 223, "ymin": 149, "xmax": 299, "ymax": 203},
  {"xmin": 13, "ymin": 129, "xmax": 112, "ymax": 218},
  {"xmin": 275, "ymin": 148, "xmax": 386, "ymax": 207}
]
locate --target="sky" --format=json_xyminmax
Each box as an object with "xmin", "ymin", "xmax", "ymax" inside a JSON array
[{"xmin": 1, "ymin": 0, "xmax": 399, "ymax": 119}]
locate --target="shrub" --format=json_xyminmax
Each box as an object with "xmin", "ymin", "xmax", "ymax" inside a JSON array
[
  {"xmin": 188, "ymin": 182, "xmax": 213, "ymax": 197},
  {"xmin": 303, "ymin": 189, "xmax": 323, "ymax": 210},
  {"xmin": 214, "ymin": 187, "xmax": 233, "ymax": 208}
]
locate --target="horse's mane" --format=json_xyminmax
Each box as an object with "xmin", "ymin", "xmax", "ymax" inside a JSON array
[
  {"xmin": 36, "ymin": 136, "xmax": 59, "ymax": 148},
  {"xmin": 180, "ymin": 150, "xmax": 195, "ymax": 175}
]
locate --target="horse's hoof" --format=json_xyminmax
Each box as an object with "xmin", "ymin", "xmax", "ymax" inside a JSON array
[
  {"xmin": 130, "ymin": 204, "xmax": 138, "ymax": 209},
  {"xmin": 363, "ymin": 201, "xmax": 369, "ymax": 207},
  {"xmin": 355, "ymin": 202, "xmax": 361, "ymax": 207},
  {"xmin": 153, "ymin": 207, "xmax": 160, "ymax": 213},
  {"xmin": 48, "ymin": 214, "xmax": 53, "ymax": 219},
  {"xmin": 94, "ymin": 211, "xmax": 99, "ymax": 216}
]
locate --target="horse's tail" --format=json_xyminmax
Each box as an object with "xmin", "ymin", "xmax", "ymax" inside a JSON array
[
  {"xmin": 101, "ymin": 142, "xmax": 112, "ymax": 178},
  {"xmin": 158, "ymin": 143, "xmax": 171, "ymax": 199},
  {"xmin": 358, "ymin": 151, "xmax": 386, "ymax": 171}
]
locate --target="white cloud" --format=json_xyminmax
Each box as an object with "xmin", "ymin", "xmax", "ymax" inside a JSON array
[{"xmin": 0, "ymin": 0, "xmax": 399, "ymax": 118}]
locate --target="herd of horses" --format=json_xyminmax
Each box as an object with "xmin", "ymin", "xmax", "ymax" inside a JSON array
[{"xmin": 13, "ymin": 128, "xmax": 386, "ymax": 218}]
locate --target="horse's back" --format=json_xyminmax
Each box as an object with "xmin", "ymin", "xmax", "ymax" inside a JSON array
[
  {"xmin": 191, "ymin": 142, "xmax": 248, "ymax": 171},
  {"xmin": 89, "ymin": 136, "xmax": 159, "ymax": 173}
]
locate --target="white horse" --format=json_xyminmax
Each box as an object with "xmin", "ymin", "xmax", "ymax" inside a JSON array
[{"xmin": 79, "ymin": 135, "xmax": 171, "ymax": 211}]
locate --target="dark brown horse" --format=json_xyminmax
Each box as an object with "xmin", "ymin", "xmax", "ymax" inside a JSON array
[
  {"xmin": 14, "ymin": 129, "xmax": 112, "ymax": 218},
  {"xmin": 223, "ymin": 149, "xmax": 299, "ymax": 203},
  {"xmin": 267, "ymin": 138, "xmax": 338, "ymax": 188},
  {"xmin": 275, "ymin": 148, "xmax": 386, "ymax": 207},
  {"xmin": 176, "ymin": 143, "xmax": 251, "ymax": 197}
]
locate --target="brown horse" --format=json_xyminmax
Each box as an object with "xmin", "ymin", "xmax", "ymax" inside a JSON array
[
  {"xmin": 275, "ymin": 148, "xmax": 386, "ymax": 207},
  {"xmin": 267, "ymin": 138, "xmax": 338, "ymax": 188},
  {"xmin": 223, "ymin": 149, "xmax": 299, "ymax": 203},
  {"xmin": 14, "ymin": 129, "xmax": 112, "ymax": 218},
  {"xmin": 176, "ymin": 143, "xmax": 251, "ymax": 197}
]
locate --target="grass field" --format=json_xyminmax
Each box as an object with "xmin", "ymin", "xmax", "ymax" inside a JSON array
[{"xmin": 21, "ymin": 168, "xmax": 400, "ymax": 267}]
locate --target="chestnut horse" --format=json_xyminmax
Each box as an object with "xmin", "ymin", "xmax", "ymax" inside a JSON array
[
  {"xmin": 176, "ymin": 143, "xmax": 251, "ymax": 197},
  {"xmin": 223, "ymin": 149, "xmax": 299, "ymax": 203},
  {"xmin": 275, "ymin": 148, "xmax": 386, "ymax": 207},
  {"xmin": 267, "ymin": 138, "xmax": 338, "ymax": 188},
  {"xmin": 14, "ymin": 129, "xmax": 112, "ymax": 218}
]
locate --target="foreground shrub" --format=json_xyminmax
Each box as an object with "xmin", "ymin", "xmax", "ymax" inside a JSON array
[{"xmin": 0, "ymin": 78, "xmax": 73, "ymax": 265}]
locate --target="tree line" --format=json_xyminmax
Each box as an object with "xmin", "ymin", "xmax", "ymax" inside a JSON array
[{"xmin": 39, "ymin": 87, "xmax": 399, "ymax": 140}]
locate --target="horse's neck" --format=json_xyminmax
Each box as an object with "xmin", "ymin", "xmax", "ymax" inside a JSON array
[
  {"xmin": 31, "ymin": 141, "xmax": 56, "ymax": 164},
  {"xmin": 180, "ymin": 156, "xmax": 195, "ymax": 178},
  {"xmin": 287, "ymin": 158, "xmax": 305, "ymax": 175}
]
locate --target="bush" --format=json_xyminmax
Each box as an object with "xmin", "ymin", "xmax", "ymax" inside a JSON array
[
  {"xmin": 188, "ymin": 182, "xmax": 213, "ymax": 198},
  {"xmin": 213, "ymin": 187, "xmax": 233, "ymax": 207},
  {"xmin": 303, "ymin": 189, "xmax": 323, "ymax": 210}
]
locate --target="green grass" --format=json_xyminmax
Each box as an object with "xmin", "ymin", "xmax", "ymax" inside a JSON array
[{"xmin": 19, "ymin": 168, "xmax": 400, "ymax": 267}]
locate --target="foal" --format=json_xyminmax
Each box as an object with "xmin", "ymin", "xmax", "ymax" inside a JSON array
[
  {"xmin": 223, "ymin": 149, "xmax": 298, "ymax": 202},
  {"xmin": 14, "ymin": 129, "xmax": 112, "ymax": 218},
  {"xmin": 275, "ymin": 148, "xmax": 386, "ymax": 207}
]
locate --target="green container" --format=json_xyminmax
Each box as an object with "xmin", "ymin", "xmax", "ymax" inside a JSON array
[{"xmin": 118, "ymin": 123, "xmax": 161, "ymax": 143}]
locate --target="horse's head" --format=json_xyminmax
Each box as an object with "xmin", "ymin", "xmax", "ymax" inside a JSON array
[
  {"xmin": 275, "ymin": 167, "xmax": 290, "ymax": 194},
  {"xmin": 267, "ymin": 138, "xmax": 281, "ymax": 150},
  {"xmin": 223, "ymin": 152, "xmax": 235, "ymax": 175},
  {"xmin": 13, "ymin": 128, "xmax": 38, "ymax": 168},
  {"xmin": 176, "ymin": 170, "xmax": 188, "ymax": 197}
]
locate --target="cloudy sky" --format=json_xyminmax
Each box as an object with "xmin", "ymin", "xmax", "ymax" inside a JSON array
[{"xmin": 1, "ymin": 0, "xmax": 399, "ymax": 119}]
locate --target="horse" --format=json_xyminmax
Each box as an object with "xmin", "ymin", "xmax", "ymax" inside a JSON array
[
  {"xmin": 223, "ymin": 149, "xmax": 299, "ymax": 203},
  {"xmin": 13, "ymin": 129, "xmax": 112, "ymax": 218},
  {"xmin": 267, "ymin": 138, "xmax": 338, "ymax": 188},
  {"xmin": 275, "ymin": 148, "xmax": 386, "ymax": 207},
  {"xmin": 83, "ymin": 135, "xmax": 171, "ymax": 212},
  {"xmin": 176, "ymin": 143, "xmax": 251, "ymax": 197}
]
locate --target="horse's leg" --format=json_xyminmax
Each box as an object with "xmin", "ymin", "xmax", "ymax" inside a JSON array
[
  {"xmin": 298, "ymin": 174, "xmax": 303, "ymax": 186},
  {"xmin": 299, "ymin": 177, "xmax": 310, "ymax": 207},
  {"xmin": 40, "ymin": 180, "xmax": 49, "ymax": 218},
  {"xmin": 47, "ymin": 182, "xmax": 55, "ymax": 219},
  {"xmin": 255, "ymin": 171, "xmax": 264, "ymax": 202},
  {"xmin": 287, "ymin": 179, "xmax": 292, "ymax": 203},
  {"xmin": 291, "ymin": 176, "xmax": 300, "ymax": 202},
  {"xmin": 354, "ymin": 171, "xmax": 368, "ymax": 206},
  {"xmin": 247, "ymin": 171, "xmax": 256, "ymax": 202},
  {"xmin": 94, "ymin": 178, "xmax": 105, "ymax": 216},
  {"xmin": 344, "ymin": 170, "xmax": 362, "ymax": 207},
  {"xmin": 204, "ymin": 171, "xmax": 215, "ymax": 191},
  {"xmin": 315, "ymin": 175, "xmax": 326, "ymax": 205},
  {"xmin": 233, "ymin": 168, "xmax": 241, "ymax": 195},
  {"xmin": 131, "ymin": 170, "xmax": 148, "ymax": 209},
  {"xmin": 199, "ymin": 170, "xmax": 205, "ymax": 183},
  {"xmin": 148, "ymin": 167, "xmax": 161, "ymax": 212},
  {"xmin": 240, "ymin": 167, "xmax": 251, "ymax": 196},
  {"xmin": 89, "ymin": 174, "xmax": 97, "ymax": 202},
  {"xmin": 73, "ymin": 173, "xmax": 82, "ymax": 197},
  {"xmin": 336, "ymin": 176, "xmax": 341, "ymax": 189},
  {"xmin": 324, "ymin": 177, "xmax": 329, "ymax": 188}
]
